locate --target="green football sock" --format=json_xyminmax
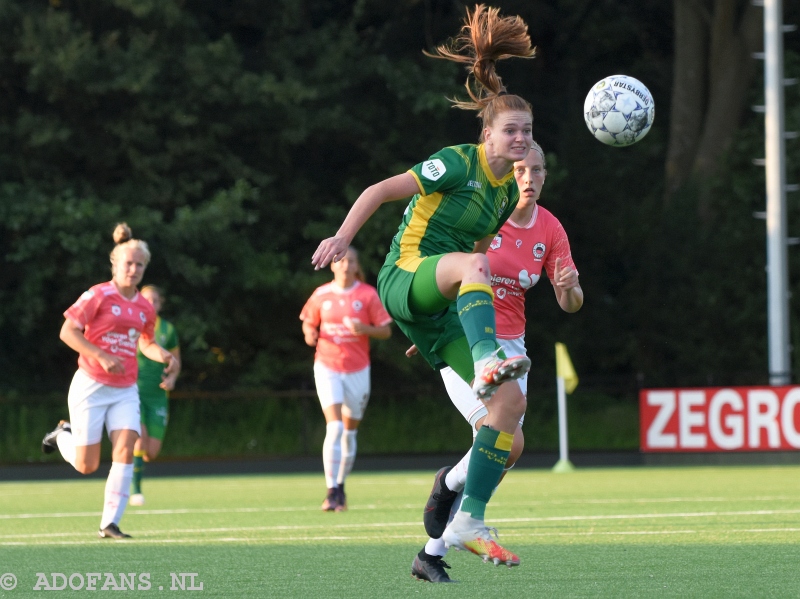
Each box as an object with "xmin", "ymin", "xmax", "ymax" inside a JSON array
[
  {"xmin": 460, "ymin": 426, "xmax": 513, "ymax": 520},
  {"xmin": 132, "ymin": 450, "xmax": 145, "ymax": 494},
  {"xmin": 456, "ymin": 284, "xmax": 500, "ymax": 363}
]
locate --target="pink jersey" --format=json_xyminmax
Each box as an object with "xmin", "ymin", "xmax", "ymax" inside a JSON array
[
  {"xmin": 487, "ymin": 204, "xmax": 577, "ymax": 339},
  {"xmin": 300, "ymin": 281, "xmax": 392, "ymax": 373},
  {"xmin": 64, "ymin": 282, "xmax": 156, "ymax": 387}
]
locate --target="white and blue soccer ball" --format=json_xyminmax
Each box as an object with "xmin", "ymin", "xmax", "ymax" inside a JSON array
[{"xmin": 583, "ymin": 75, "xmax": 654, "ymax": 147}]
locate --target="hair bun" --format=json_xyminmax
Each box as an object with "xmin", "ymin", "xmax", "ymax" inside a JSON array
[{"xmin": 113, "ymin": 222, "xmax": 132, "ymax": 245}]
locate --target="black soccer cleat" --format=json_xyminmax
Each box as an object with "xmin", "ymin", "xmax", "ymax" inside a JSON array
[
  {"xmin": 411, "ymin": 554, "xmax": 456, "ymax": 583},
  {"xmin": 99, "ymin": 523, "xmax": 132, "ymax": 539},
  {"xmin": 423, "ymin": 466, "xmax": 458, "ymax": 539},
  {"xmin": 41, "ymin": 420, "xmax": 71, "ymax": 454}
]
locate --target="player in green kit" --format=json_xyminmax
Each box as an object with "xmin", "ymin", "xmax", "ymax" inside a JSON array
[
  {"xmin": 129, "ymin": 285, "xmax": 180, "ymax": 506},
  {"xmin": 313, "ymin": 4, "xmax": 536, "ymax": 569}
]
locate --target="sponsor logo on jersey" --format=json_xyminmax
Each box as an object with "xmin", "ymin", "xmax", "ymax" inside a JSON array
[
  {"xmin": 322, "ymin": 300, "xmax": 332, "ymax": 311},
  {"xmin": 519, "ymin": 269, "xmax": 540, "ymax": 289},
  {"xmin": 491, "ymin": 273, "xmax": 517, "ymax": 287},
  {"xmin": 495, "ymin": 288, "xmax": 507, "ymax": 300},
  {"xmin": 139, "ymin": 311, "xmax": 146, "ymax": 323},
  {"xmin": 421, "ymin": 159, "xmax": 446, "ymax": 181},
  {"xmin": 128, "ymin": 328, "xmax": 140, "ymax": 341},
  {"xmin": 516, "ymin": 239, "xmax": 523, "ymax": 248},
  {"xmin": 532, "ymin": 242, "xmax": 546, "ymax": 260},
  {"xmin": 111, "ymin": 305, "xmax": 121, "ymax": 316},
  {"xmin": 352, "ymin": 300, "xmax": 363, "ymax": 311},
  {"xmin": 490, "ymin": 235, "xmax": 502, "ymax": 250},
  {"xmin": 467, "ymin": 180, "xmax": 482, "ymax": 189}
]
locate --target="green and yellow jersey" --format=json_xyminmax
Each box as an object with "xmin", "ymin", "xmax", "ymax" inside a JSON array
[
  {"xmin": 386, "ymin": 143, "xmax": 519, "ymax": 273},
  {"xmin": 136, "ymin": 316, "xmax": 179, "ymax": 391}
]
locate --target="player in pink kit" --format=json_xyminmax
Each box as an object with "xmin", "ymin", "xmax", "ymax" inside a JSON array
[
  {"xmin": 300, "ymin": 246, "xmax": 392, "ymax": 511},
  {"xmin": 41, "ymin": 223, "xmax": 180, "ymax": 540},
  {"xmin": 412, "ymin": 143, "xmax": 584, "ymax": 582}
]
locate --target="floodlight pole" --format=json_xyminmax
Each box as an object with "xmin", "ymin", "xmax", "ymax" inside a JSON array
[{"xmin": 763, "ymin": 0, "xmax": 791, "ymax": 385}]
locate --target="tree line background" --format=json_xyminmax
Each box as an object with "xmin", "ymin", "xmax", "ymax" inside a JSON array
[{"xmin": 1, "ymin": 0, "xmax": 799, "ymax": 403}]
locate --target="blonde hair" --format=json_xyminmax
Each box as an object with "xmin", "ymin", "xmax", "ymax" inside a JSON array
[
  {"xmin": 141, "ymin": 284, "xmax": 163, "ymax": 298},
  {"xmin": 425, "ymin": 4, "xmax": 536, "ymax": 133},
  {"xmin": 109, "ymin": 223, "xmax": 151, "ymax": 275},
  {"xmin": 530, "ymin": 139, "xmax": 546, "ymax": 168}
]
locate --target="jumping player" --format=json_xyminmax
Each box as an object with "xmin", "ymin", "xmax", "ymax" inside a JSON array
[
  {"xmin": 129, "ymin": 285, "xmax": 180, "ymax": 507},
  {"xmin": 412, "ymin": 143, "xmax": 583, "ymax": 582},
  {"xmin": 41, "ymin": 223, "xmax": 179, "ymax": 539},
  {"xmin": 301, "ymin": 246, "xmax": 392, "ymax": 511},
  {"xmin": 313, "ymin": 4, "xmax": 536, "ymax": 566}
]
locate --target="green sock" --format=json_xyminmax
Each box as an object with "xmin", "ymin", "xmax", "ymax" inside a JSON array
[
  {"xmin": 456, "ymin": 283, "xmax": 500, "ymax": 363},
  {"xmin": 460, "ymin": 426, "xmax": 513, "ymax": 520},
  {"xmin": 132, "ymin": 450, "xmax": 145, "ymax": 494}
]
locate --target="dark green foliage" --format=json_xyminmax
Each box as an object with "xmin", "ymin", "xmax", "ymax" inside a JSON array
[{"xmin": 0, "ymin": 0, "xmax": 799, "ymax": 408}]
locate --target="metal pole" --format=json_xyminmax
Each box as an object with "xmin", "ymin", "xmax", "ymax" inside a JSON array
[
  {"xmin": 764, "ymin": 0, "xmax": 791, "ymax": 385},
  {"xmin": 552, "ymin": 377, "xmax": 574, "ymax": 472}
]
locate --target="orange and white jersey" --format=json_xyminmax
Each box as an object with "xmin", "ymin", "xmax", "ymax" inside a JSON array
[
  {"xmin": 64, "ymin": 282, "xmax": 156, "ymax": 388},
  {"xmin": 487, "ymin": 204, "xmax": 577, "ymax": 339},
  {"xmin": 300, "ymin": 281, "xmax": 392, "ymax": 373}
]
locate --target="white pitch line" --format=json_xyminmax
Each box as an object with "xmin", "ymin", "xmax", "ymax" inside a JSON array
[
  {"xmin": 7, "ymin": 527, "xmax": 800, "ymax": 547},
  {"xmin": 3, "ymin": 509, "xmax": 800, "ymax": 539}
]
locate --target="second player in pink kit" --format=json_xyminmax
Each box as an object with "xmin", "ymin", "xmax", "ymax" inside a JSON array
[
  {"xmin": 301, "ymin": 247, "xmax": 392, "ymax": 511},
  {"xmin": 412, "ymin": 143, "xmax": 584, "ymax": 582}
]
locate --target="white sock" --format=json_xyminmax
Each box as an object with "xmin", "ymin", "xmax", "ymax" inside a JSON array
[
  {"xmin": 445, "ymin": 448, "xmax": 470, "ymax": 492},
  {"xmin": 322, "ymin": 421, "xmax": 344, "ymax": 489},
  {"xmin": 100, "ymin": 462, "xmax": 133, "ymax": 530},
  {"xmin": 56, "ymin": 431, "xmax": 77, "ymax": 468},
  {"xmin": 424, "ymin": 536, "xmax": 447, "ymax": 557},
  {"xmin": 336, "ymin": 429, "xmax": 357, "ymax": 486}
]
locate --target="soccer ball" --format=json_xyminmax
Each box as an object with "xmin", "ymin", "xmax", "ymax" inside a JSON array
[{"xmin": 583, "ymin": 75, "xmax": 654, "ymax": 146}]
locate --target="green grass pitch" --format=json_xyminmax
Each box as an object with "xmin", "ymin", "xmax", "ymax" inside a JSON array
[{"xmin": 2, "ymin": 465, "xmax": 800, "ymax": 597}]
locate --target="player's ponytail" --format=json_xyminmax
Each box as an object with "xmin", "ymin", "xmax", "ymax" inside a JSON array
[
  {"xmin": 110, "ymin": 222, "xmax": 151, "ymax": 275},
  {"xmin": 425, "ymin": 4, "xmax": 535, "ymax": 130}
]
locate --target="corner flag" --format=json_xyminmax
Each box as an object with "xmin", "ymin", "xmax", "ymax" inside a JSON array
[{"xmin": 555, "ymin": 342, "xmax": 578, "ymax": 394}]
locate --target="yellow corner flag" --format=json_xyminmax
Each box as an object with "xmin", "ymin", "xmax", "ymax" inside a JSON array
[{"xmin": 555, "ymin": 342, "xmax": 578, "ymax": 394}]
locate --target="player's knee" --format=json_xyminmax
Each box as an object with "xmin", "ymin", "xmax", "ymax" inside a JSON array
[
  {"xmin": 465, "ymin": 253, "xmax": 490, "ymax": 278},
  {"xmin": 74, "ymin": 459, "xmax": 99, "ymax": 475}
]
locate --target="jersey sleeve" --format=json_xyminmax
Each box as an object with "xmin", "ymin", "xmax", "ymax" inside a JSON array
[
  {"xmin": 366, "ymin": 288, "xmax": 392, "ymax": 327},
  {"xmin": 544, "ymin": 221, "xmax": 577, "ymax": 279},
  {"xmin": 63, "ymin": 289, "xmax": 101, "ymax": 329},
  {"xmin": 299, "ymin": 292, "xmax": 321, "ymax": 327},
  {"xmin": 140, "ymin": 306, "xmax": 156, "ymax": 345},
  {"xmin": 165, "ymin": 321, "xmax": 179, "ymax": 352},
  {"xmin": 407, "ymin": 147, "xmax": 470, "ymax": 197}
]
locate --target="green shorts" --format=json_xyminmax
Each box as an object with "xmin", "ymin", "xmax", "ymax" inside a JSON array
[
  {"xmin": 378, "ymin": 255, "xmax": 472, "ymax": 380},
  {"xmin": 137, "ymin": 382, "xmax": 169, "ymax": 442}
]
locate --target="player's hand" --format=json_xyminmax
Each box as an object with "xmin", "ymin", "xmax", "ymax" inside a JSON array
[
  {"xmin": 304, "ymin": 329, "xmax": 319, "ymax": 347},
  {"xmin": 163, "ymin": 353, "xmax": 181, "ymax": 377},
  {"xmin": 554, "ymin": 257, "xmax": 579, "ymax": 290},
  {"xmin": 97, "ymin": 352, "xmax": 125, "ymax": 375},
  {"xmin": 311, "ymin": 236, "xmax": 350, "ymax": 270},
  {"xmin": 160, "ymin": 372, "xmax": 178, "ymax": 391},
  {"xmin": 343, "ymin": 316, "xmax": 367, "ymax": 335},
  {"xmin": 405, "ymin": 344, "xmax": 419, "ymax": 358}
]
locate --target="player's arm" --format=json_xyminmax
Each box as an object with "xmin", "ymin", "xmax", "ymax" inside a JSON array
[
  {"xmin": 312, "ymin": 173, "xmax": 420, "ymax": 269},
  {"xmin": 473, "ymin": 235, "xmax": 494, "ymax": 255},
  {"xmin": 302, "ymin": 320, "xmax": 319, "ymax": 347},
  {"xmin": 60, "ymin": 319, "xmax": 125, "ymax": 374},
  {"xmin": 345, "ymin": 320, "xmax": 392, "ymax": 340},
  {"xmin": 551, "ymin": 257, "xmax": 584, "ymax": 313},
  {"xmin": 139, "ymin": 337, "xmax": 180, "ymax": 376},
  {"xmin": 160, "ymin": 346, "xmax": 181, "ymax": 391}
]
